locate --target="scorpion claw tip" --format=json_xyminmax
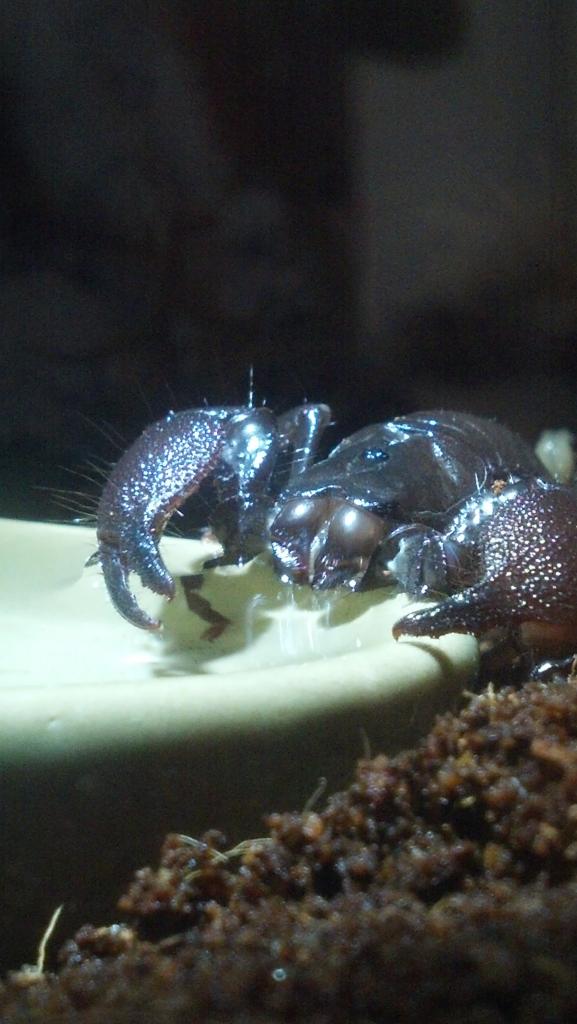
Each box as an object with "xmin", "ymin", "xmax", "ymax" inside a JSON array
[
  {"xmin": 393, "ymin": 586, "xmax": 496, "ymax": 641},
  {"xmin": 99, "ymin": 544, "xmax": 167, "ymax": 631}
]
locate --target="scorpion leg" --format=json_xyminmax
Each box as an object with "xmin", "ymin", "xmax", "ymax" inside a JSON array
[
  {"xmin": 91, "ymin": 407, "xmax": 279, "ymax": 630},
  {"xmin": 276, "ymin": 403, "xmax": 332, "ymax": 483}
]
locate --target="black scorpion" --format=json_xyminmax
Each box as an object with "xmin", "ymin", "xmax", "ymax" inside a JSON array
[{"xmin": 90, "ymin": 406, "xmax": 577, "ymax": 665}]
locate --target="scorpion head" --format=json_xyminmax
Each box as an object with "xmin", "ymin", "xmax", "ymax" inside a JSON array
[{"xmin": 393, "ymin": 478, "xmax": 577, "ymax": 653}]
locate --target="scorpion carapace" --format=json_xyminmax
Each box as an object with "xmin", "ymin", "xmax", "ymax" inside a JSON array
[{"xmin": 90, "ymin": 405, "xmax": 577, "ymax": 660}]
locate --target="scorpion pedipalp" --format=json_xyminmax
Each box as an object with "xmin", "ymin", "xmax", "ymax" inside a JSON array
[
  {"xmin": 393, "ymin": 479, "xmax": 577, "ymax": 650},
  {"xmin": 92, "ymin": 406, "xmax": 279, "ymax": 629}
]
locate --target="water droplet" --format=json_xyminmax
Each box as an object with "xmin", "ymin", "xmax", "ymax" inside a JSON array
[{"xmin": 271, "ymin": 967, "xmax": 287, "ymax": 983}]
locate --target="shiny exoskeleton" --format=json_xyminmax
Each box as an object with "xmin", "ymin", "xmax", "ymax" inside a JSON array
[{"xmin": 90, "ymin": 406, "xmax": 577, "ymax": 660}]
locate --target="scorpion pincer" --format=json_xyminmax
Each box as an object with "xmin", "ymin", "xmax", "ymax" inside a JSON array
[{"xmin": 90, "ymin": 406, "xmax": 577, "ymax": 664}]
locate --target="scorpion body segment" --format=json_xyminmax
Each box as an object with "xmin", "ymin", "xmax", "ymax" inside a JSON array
[{"xmin": 92, "ymin": 405, "xmax": 577, "ymax": 659}]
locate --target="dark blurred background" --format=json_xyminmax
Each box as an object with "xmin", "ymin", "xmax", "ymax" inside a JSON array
[
  {"xmin": 1, "ymin": 0, "xmax": 576, "ymax": 520},
  {"xmin": 2, "ymin": 0, "xmax": 577, "ymax": 973}
]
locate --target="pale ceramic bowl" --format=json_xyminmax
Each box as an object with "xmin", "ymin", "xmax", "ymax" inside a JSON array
[{"xmin": 0, "ymin": 518, "xmax": 478, "ymax": 968}]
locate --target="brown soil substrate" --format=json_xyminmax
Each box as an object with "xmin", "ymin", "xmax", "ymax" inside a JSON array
[{"xmin": 4, "ymin": 677, "xmax": 577, "ymax": 1022}]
